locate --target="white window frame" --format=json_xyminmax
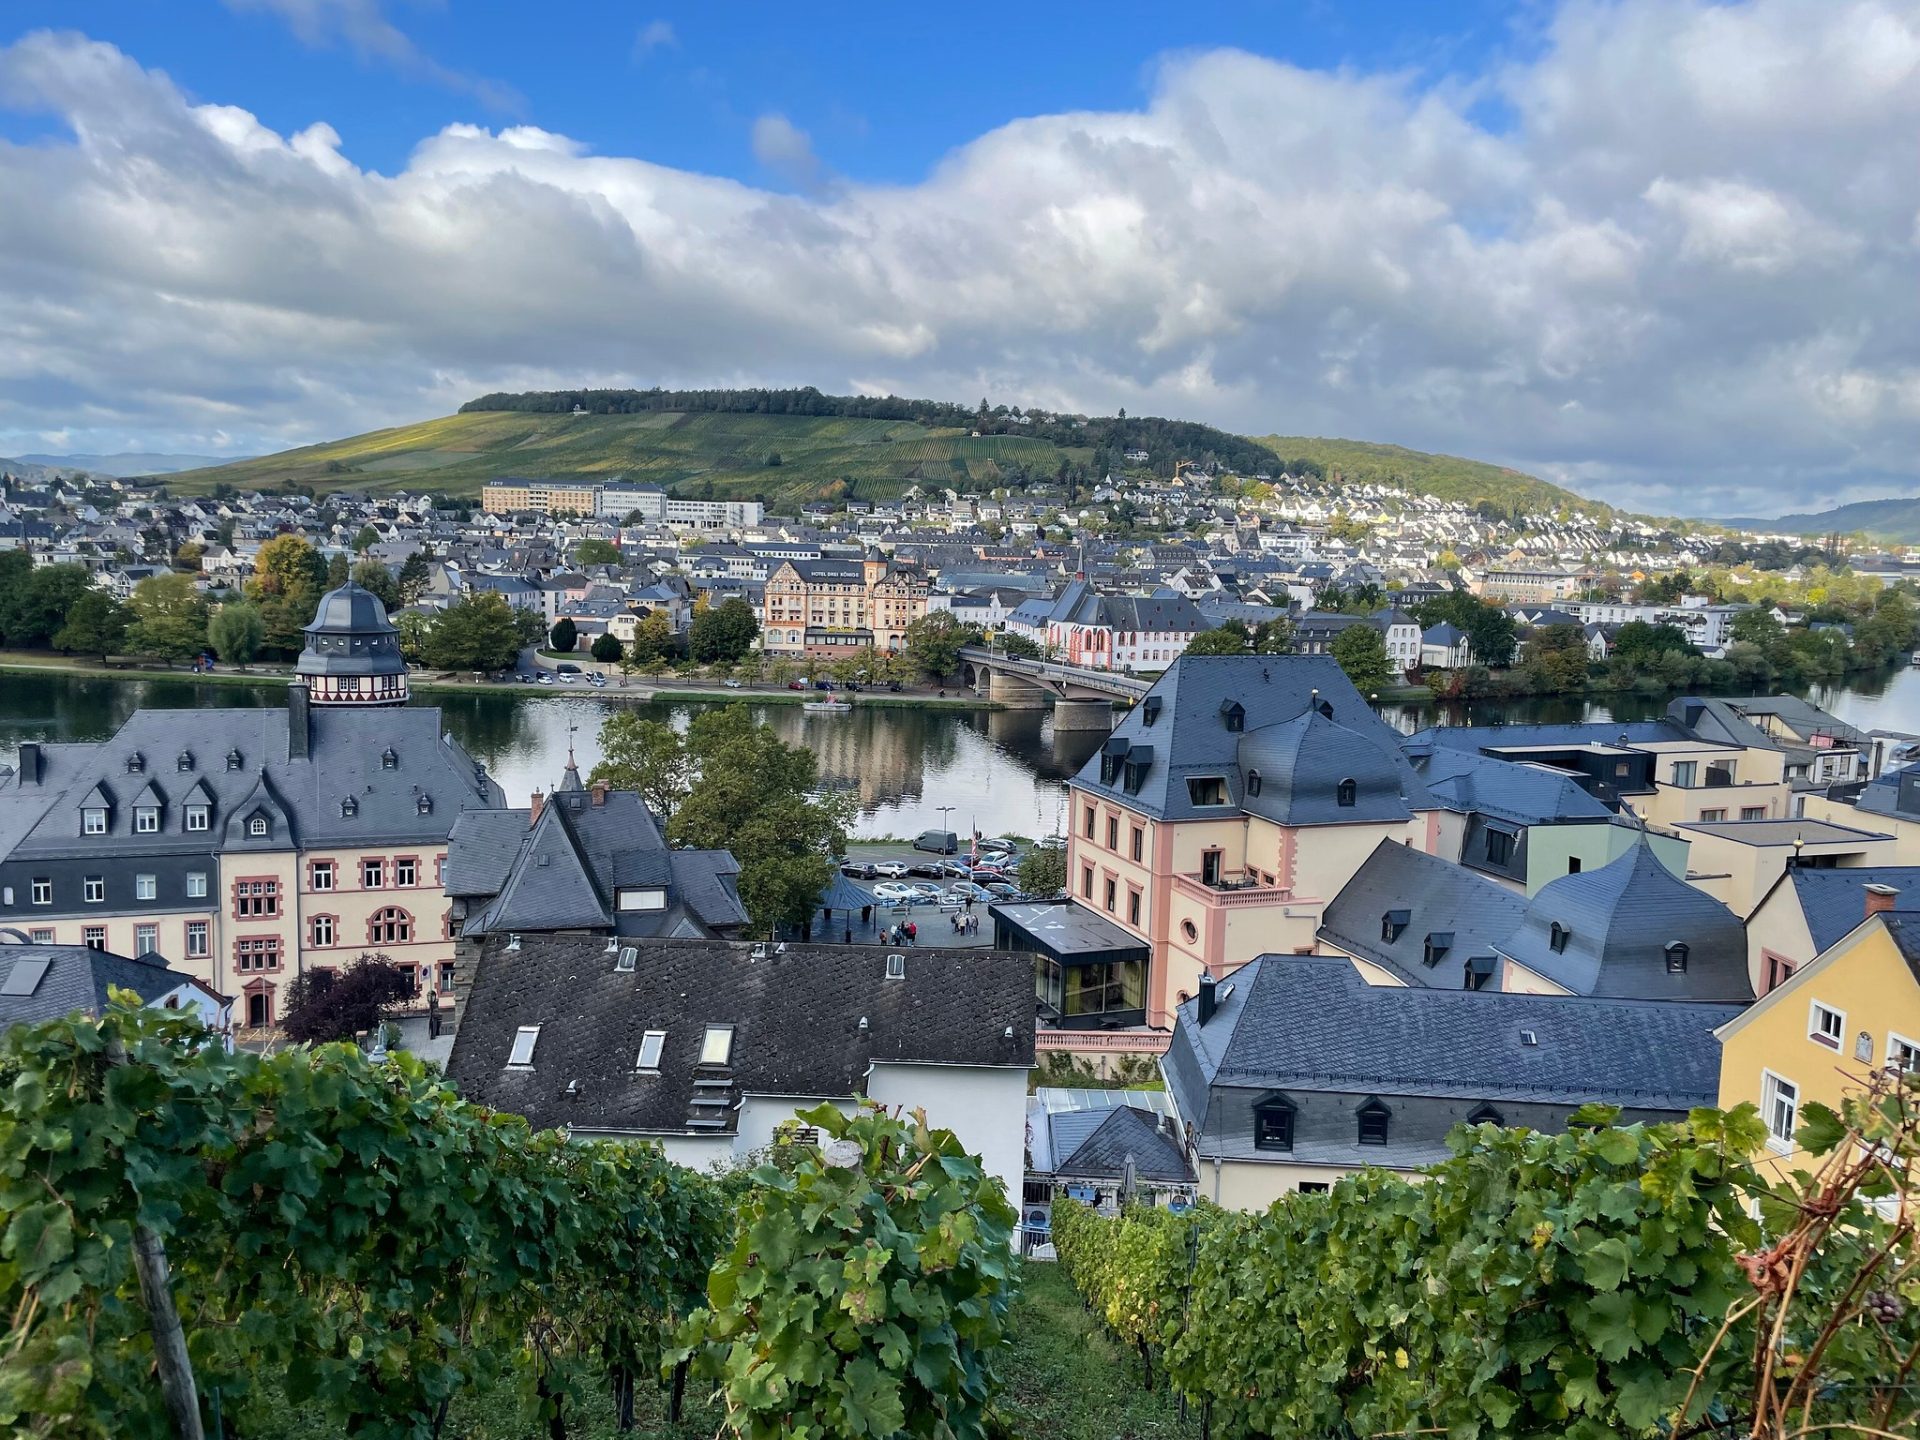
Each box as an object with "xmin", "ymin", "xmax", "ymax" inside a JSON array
[
  {"xmin": 1889, "ymin": 1031, "xmax": 1920, "ymax": 1075},
  {"xmin": 635, "ymin": 1030, "xmax": 666, "ymax": 1071},
  {"xmin": 311, "ymin": 862, "xmax": 334, "ymax": 891},
  {"xmin": 248, "ymin": 816, "xmax": 268, "ymax": 837},
  {"xmin": 186, "ymin": 872, "xmax": 208, "ymax": 899},
  {"xmin": 506, "ymin": 1025, "xmax": 540, "ymax": 1068},
  {"xmin": 1808, "ymin": 1000, "xmax": 1844, "ymax": 1052},
  {"xmin": 186, "ymin": 921, "xmax": 209, "ymax": 958},
  {"xmin": 1761, "ymin": 1070, "xmax": 1799, "ymax": 1153},
  {"xmin": 83, "ymin": 876, "xmax": 105, "ymax": 904},
  {"xmin": 135, "ymin": 874, "xmax": 157, "ymax": 901},
  {"xmin": 312, "ymin": 915, "xmax": 335, "ymax": 947},
  {"xmin": 30, "ymin": 878, "xmax": 51, "ymax": 906},
  {"xmin": 135, "ymin": 807, "xmax": 159, "ymax": 834},
  {"xmin": 699, "ymin": 1024, "xmax": 734, "ymax": 1066},
  {"xmin": 83, "ymin": 808, "xmax": 107, "ymax": 835},
  {"xmin": 134, "ymin": 923, "xmax": 158, "ymax": 955},
  {"xmin": 186, "ymin": 805, "xmax": 209, "ymax": 832},
  {"xmin": 363, "ymin": 859, "xmax": 385, "ymax": 889}
]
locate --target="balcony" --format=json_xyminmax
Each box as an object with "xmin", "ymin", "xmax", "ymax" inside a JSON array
[{"xmin": 1173, "ymin": 869, "xmax": 1290, "ymax": 909}]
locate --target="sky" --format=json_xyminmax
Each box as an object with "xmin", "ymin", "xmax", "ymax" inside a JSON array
[{"xmin": 1, "ymin": 1, "xmax": 1917, "ymax": 518}]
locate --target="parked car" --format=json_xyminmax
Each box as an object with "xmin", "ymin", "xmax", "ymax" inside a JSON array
[
  {"xmin": 984, "ymin": 882, "xmax": 1024, "ymax": 899},
  {"xmin": 515, "ymin": 673, "xmax": 533, "ymax": 684},
  {"xmin": 723, "ymin": 679, "xmax": 745, "ymax": 689},
  {"xmin": 871, "ymin": 861, "xmax": 909, "ymax": 879},
  {"xmin": 535, "ymin": 673, "xmax": 554, "ymax": 685},
  {"xmin": 905, "ymin": 882, "xmax": 943, "ymax": 902},
  {"xmin": 946, "ymin": 881, "xmax": 993, "ymax": 902},
  {"xmin": 907, "ymin": 859, "xmax": 949, "ymax": 878},
  {"xmin": 815, "ymin": 679, "xmax": 834, "ymax": 691},
  {"xmin": 556, "ymin": 663, "xmax": 581, "ymax": 674},
  {"xmin": 786, "ymin": 680, "xmax": 807, "ymax": 691},
  {"xmin": 839, "ymin": 859, "xmax": 878, "ymax": 880},
  {"xmin": 872, "ymin": 882, "xmax": 918, "ymax": 903},
  {"xmin": 976, "ymin": 837, "xmax": 1018, "ymax": 855},
  {"xmin": 887, "ymin": 681, "xmax": 904, "ymax": 692},
  {"xmin": 588, "ymin": 673, "xmax": 606, "ymax": 687},
  {"xmin": 559, "ymin": 672, "xmax": 577, "ymax": 683},
  {"xmin": 912, "ymin": 829, "xmax": 959, "ymax": 855}
]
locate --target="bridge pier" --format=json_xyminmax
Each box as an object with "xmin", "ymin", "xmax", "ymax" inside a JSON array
[
  {"xmin": 1050, "ymin": 699, "xmax": 1117, "ymax": 732},
  {"xmin": 988, "ymin": 671, "xmax": 1050, "ymax": 709}
]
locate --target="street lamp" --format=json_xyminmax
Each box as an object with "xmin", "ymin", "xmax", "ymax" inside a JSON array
[{"xmin": 936, "ymin": 805, "xmax": 955, "ymax": 833}]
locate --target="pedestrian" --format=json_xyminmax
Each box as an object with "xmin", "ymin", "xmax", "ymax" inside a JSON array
[
  {"xmin": 906, "ymin": 920, "xmax": 917, "ymax": 946},
  {"xmin": 844, "ymin": 926, "xmax": 853, "ymax": 944},
  {"xmin": 426, "ymin": 986, "xmax": 441, "ymax": 1039},
  {"xmin": 950, "ymin": 913, "xmax": 959, "ymax": 934}
]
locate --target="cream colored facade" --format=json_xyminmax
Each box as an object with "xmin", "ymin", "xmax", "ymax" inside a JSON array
[
  {"xmin": 1066, "ymin": 790, "xmax": 1439, "ymax": 1028},
  {"xmin": 761, "ymin": 556, "xmax": 929, "ymax": 656},
  {"xmin": 1635, "ymin": 740, "xmax": 1791, "ymax": 831},
  {"xmin": 481, "ymin": 482, "xmax": 597, "ymax": 516},
  {"xmin": 1803, "ymin": 793, "xmax": 1920, "ymax": 862},
  {"xmin": 1674, "ymin": 821, "xmax": 1896, "ymax": 917}
]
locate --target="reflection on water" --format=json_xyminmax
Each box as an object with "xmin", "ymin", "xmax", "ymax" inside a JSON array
[{"xmin": 4, "ymin": 665, "xmax": 1914, "ymax": 843}]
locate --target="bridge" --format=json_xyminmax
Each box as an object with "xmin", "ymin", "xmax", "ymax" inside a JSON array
[{"xmin": 957, "ymin": 647, "xmax": 1150, "ymax": 730}]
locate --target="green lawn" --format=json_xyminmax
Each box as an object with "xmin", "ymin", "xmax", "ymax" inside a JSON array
[{"xmin": 241, "ymin": 1262, "xmax": 1186, "ymax": 1439}]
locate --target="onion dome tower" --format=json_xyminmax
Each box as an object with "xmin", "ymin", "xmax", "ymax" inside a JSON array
[{"xmin": 295, "ymin": 580, "xmax": 409, "ymax": 706}]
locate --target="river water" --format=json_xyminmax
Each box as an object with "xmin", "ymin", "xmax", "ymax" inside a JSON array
[{"xmin": 2, "ymin": 667, "xmax": 1915, "ymax": 841}]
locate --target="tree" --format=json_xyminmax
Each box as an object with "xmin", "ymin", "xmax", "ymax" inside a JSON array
[
  {"xmin": 591, "ymin": 713, "xmax": 694, "ymax": 818},
  {"xmin": 246, "ymin": 535, "xmax": 327, "ymax": 658},
  {"xmin": 1413, "ymin": 592, "xmax": 1517, "ymax": 668},
  {"xmin": 124, "ymin": 572, "xmax": 209, "ymax": 664},
  {"xmin": 996, "ymin": 632, "xmax": 1042, "ymax": 659},
  {"xmin": 396, "ymin": 549, "xmax": 432, "ymax": 606},
  {"xmin": 279, "ymin": 954, "xmax": 415, "ymax": 1045},
  {"xmin": 549, "ymin": 616, "xmax": 577, "ymax": 653},
  {"xmin": 423, "ymin": 592, "xmax": 522, "ymax": 672},
  {"xmin": 394, "ymin": 609, "xmax": 430, "ymax": 663},
  {"xmin": 326, "ymin": 552, "xmax": 350, "ymax": 588},
  {"xmin": 904, "ymin": 611, "xmax": 977, "ymax": 680},
  {"xmin": 1729, "ymin": 608, "xmax": 1785, "ymax": 649},
  {"xmin": 1612, "ymin": 620, "xmax": 1696, "ymax": 663},
  {"xmin": 511, "ymin": 605, "xmax": 546, "ymax": 649},
  {"xmin": 667, "ymin": 706, "xmax": 853, "ymax": 936},
  {"xmin": 573, "ymin": 538, "xmax": 623, "ymax": 567},
  {"xmin": 208, "ymin": 601, "xmax": 266, "ymax": 667},
  {"xmin": 1018, "ymin": 840, "xmax": 1067, "ymax": 897},
  {"xmin": 1519, "ymin": 623, "xmax": 1592, "ymax": 694},
  {"xmin": 629, "ymin": 611, "xmax": 674, "ymax": 664},
  {"xmin": 52, "ymin": 589, "xmax": 131, "ymax": 659},
  {"xmin": 351, "ymin": 525, "xmax": 379, "ymax": 554},
  {"xmin": 0, "ymin": 561, "xmax": 93, "ymax": 649},
  {"xmin": 172, "ymin": 542, "xmax": 204, "ymax": 573},
  {"xmin": 687, "ymin": 597, "xmax": 759, "ymax": 664},
  {"xmin": 1185, "ymin": 621, "xmax": 1251, "ymax": 655},
  {"xmin": 1330, "ymin": 624, "xmax": 1394, "ymax": 693},
  {"xmin": 351, "ymin": 558, "xmax": 400, "ymax": 611},
  {"xmin": 590, "ymin": 632, "xmax": 624, "ymax": 664},
  {"xmin": 1253, "ymin": 618, "xmax": 1295, "ymax": 654}
]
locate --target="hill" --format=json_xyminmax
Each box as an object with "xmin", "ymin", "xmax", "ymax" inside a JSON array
[
  {"xmin": 16, "ymin": 451, "xmax": 239, "ymax": 476},
  {"xmin": 1256, "ymin": 435, "xmax": 1601, "ymax": 516},
  {"xmin": 1722, "ymin": 494, "xmax": 1920, "ymax": 544}
]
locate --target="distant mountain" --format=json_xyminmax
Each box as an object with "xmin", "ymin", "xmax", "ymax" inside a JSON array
[
  {"xmin": 1723, "ymin": 495, "xmax": 1920, "ymax": 544},
  {"xmin": 15, "ymin": 451, "xmax": 243, "ymax": 476}
]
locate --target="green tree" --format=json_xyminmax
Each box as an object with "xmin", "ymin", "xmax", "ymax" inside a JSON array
[
  {"xmin": 573, "ymin": 538, "xmax": 623, "ymax": 567},
  {"xmin": 995, "ymin": 632, "xmax": 1042, "ymax": 659},
  {"xmin": 350, "ymin": 559, "xmax": 400, "ymax": 611},
  {"xmin": 630, "ymin": 611, "xmax": 674, "ymax": 664},
  {"xmin": 52, "ymin": 589, "xmax": 131, "ymax": 659},
  {"xmin": 1414, "ymin": 592, "xmax": 1517, "ymax": 668},
  {"xmin": 1612, "ymin": 620, "xmax": 1696, "ymax": 663},
  {"xmin": 1253, "ymin": 618, "xmax": 1295, "ymax": 654},
  {"xmin": 549, "ymin": 616, "xmax": 578, "ymax": 653},
  {"xmin": 904, "ymin": 610, "xmax": 977, "ymax": 680},
  {"xmin": 668, "ymin": 706, "xmax": 852, "ymax": 936},
  {"xmin": 0, "ymin": 561, "xmax": 93, "ymax": 649},
  {"xmin": 590, "ymin": 631, "xmax": 624, "ymax": 664},
  {"xmin": 396, "ymin": 549, "xmax": 432, "ymax": 606},
  {"xmin": 687, "ymin": 597, "xmax": 760, "ymax": 664},
  {"xmin": 351, "ymin": 525, "xmax": 379, "ymax": 553},
  {"xmin": 394, "ymin": 609, "xmax": 430, "ymax": 663},
  {"xmin": 326, "ymin": 552, "xmax": 350, "ymax": 588},
  {"xmin": 424, "ymin": 592, "xmax": 522, "ymax": 672},
  {"xmin": 1330, "ymin": 624, "xmax": 1394, "ymax": 692},
  {"xmin": 208, "ymin": 600, "xmax": 266, "ymax": 667},
  {"xmin": 1185, "ymin": 621, "xmax": 1251, "ymax": 655},
  {"xmin": 172, "ymin": 541, "xmax": 204, "ymax": 573},
  {"xmin": 511, "ymin": 604, "xmax": 546, "ymax": 649},
  {"xmin": 1520, "ymin": 622, "xmax": 1592, "ymax": 694},
  {"xmin": 124, "ymin": 572, "xmax": 209, "ymax": 664},
  {"xmin": 246, "ymin": 534, "xmax": 327, "ymax": 658},
  {"xmin": 590, "ymin": 713, "xmax": 694, "ymax": 818},
  {"xmin": 1018, "ymin": 840, "xmax": 1068, "ymax": 896},
  {"xmin": 1729, "ymin": 608, "xmax": 1785, "ymax": 649}
]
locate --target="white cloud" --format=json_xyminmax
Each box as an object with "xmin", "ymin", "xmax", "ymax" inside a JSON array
[
  {"xmin": 221, "ymin": 0, "xmax": 518, "ymax": 110},
  {"xmin": 2, "ymin": 4, "xmax": 1920, "ymax": 516},
  {"xmin": 633, "ymin": 19, "xmax": 676, "ymax": 58}
]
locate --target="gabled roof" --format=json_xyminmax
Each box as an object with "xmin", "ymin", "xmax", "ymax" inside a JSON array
[
  {"xmin": 1785, "ymin": 866, "xmax": 1920, "ymax": 952},
  {"xmin": 0, "ymin": 944, "xmax": 206, "ymax": 1028},
  {"xmin": 1317, "ymin": 841, "xmax": 1528, "ymax": 985},
  {"xmin": 1051, "ymin": 1104, "xmax": 1194, "ymax": 1184}
]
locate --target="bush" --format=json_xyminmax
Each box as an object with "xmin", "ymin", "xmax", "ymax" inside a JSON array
[{"xmin": 591, "ymin": 631, "xmax": 624, "ymax": 663}]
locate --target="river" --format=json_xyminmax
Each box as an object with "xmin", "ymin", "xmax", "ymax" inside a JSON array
[{"xmin": 2, "ymin": 667, "xmax": 1915, "ymax": 841}]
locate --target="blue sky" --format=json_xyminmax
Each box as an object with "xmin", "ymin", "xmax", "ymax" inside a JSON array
[{"xmin": 1, "ymin": 1, "xmax": 1917, "ymax": 518}]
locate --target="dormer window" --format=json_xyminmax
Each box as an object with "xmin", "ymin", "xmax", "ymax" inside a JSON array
[
  {"xmin": 82, "ymin": 808, "xmax": 107, "ymax": 836},
  {"xmin": 1247, "ymin": 769, "xmax": 1262, "ymax": 797},
  {"xmin": 1464, "ymin": 955, "xmax": 1496, "ymax": 990},
  {"xmin": 1549, "ymin": 921, "xmax": 1570, "ymax": 954},
  {"xmin": 248, "ymin": 815, "xmax": 269, "ymax": 837},
  {"xmin": 1423, "ymin": 932, "xmax": 1453, "ymax": 967},
  {"xmin": 134, "ymin": 806, "xmax": 159, "ymax": 834},
  {"xmin": 416, "ymin": 794, "xmax": 433, "ymax": 815},
  {"xmin": 1141, "ymin": 696, "xmax": 1162, "ymax": 726},
  {"xmin": 1665, "ymin": 941, "xmax": 1689, "ymax": 974},
  {"xmin": 177, "ymin": 750, "xmax": 194, "ymax": 772},
  {"xmin": 1466, "ymin": 1103, "xmax": 1504, "ymax": 1127},
  {"xmin": 1336, "ymin": 777, "xmax": 1357, "ymax": 808},
  {"xmin": 1252, "ymin": 1092, "xmax": 1296, "ymax": 1152},
  {"xmin": 341, "ymin": 796, "xmax": 358, "ymax": 818},
  {"xmin": 186, "ymin": 804, "xmax": 210, "ymax": 832},
  {"xmin": 125, "ymin": 752, "xmax": 144, "ymax": 774},
  {"xmin": 1220, "ymin": 700, "xmax": 1245, "ymax": 732},
  {"xmin": 381, "ymin": 748, "xmax": 398, "ymax": 770},
  {"xmin": 1381, "ymin": 909, "xmax": 1410, "ymax": 943},
  {"xmin": 1357, "ymin": 1098, "xmax": 1391, "ymax": 1145},
  {"xmin": 225, "ymin": 748, "xmax": 243, "ymax": 771},
  {"xmin": 1186, "ymin": 776, "xmax": 1229, "ymax": 806}
]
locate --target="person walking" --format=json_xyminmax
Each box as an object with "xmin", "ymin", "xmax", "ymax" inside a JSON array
[{"xmin": 905, "ymin": 920, "xmax": 917, "ymax": 946}]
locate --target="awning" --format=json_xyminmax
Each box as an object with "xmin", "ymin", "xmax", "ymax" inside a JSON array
[{"xmin": 991, "ymin": 900, "xmax": 1150, "ymax": 967}]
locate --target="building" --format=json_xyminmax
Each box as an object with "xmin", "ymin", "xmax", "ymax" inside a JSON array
[
  {"xmin": 1162, "ymin": 956, "xmax": 1738, "ymax": 1207},
  {"xmin": 1715, "ymin": 902, "xmax": 1920, "ymax": 1177},
  {"xmin": 0, "ymin": 581, "xmax": 506, "ymax": 1032},
  {"xmin": 761, "ymin": 549, "xmax": 929, "ymax": 656},
  {"xmin": 1472, "ymin": 563, "xmax": 1578, "ymax": 604},
  {"xmin": 445, "ymin": 934, "xmax": 1036, "ymax": 1201},
  {"xmin": 0, "ymin": 941, "xmax": 230, "ymax": 1040},
  {"xmin": 993, "ymin": 654, "xmax": 1439, "ymax": 1033},
  {"xmin": 1022, "ymin": 1089, "xmax": 1193, "ymax": 1230},
  {"xmin": 1744, "ymin": 866, "xmax": 1920, "ymax": 996},
  {"xmin": 484, "ymin": 481, "xmax": 761, "ymax": 530},
  {"xmin": 442, "ymin": 764, "xmax": 747, "ymax": 1031},
  {"xmin": 1292, "ymin": 610, "xmax": 1422, "ymax": 675},
  {"xmin": 481, "ymin": 480, "xmax": 598, "ymax": 516},
  {"xmin": 1035, "ymin": 581, "xmax": 1209, "ymax": 673},
  {"xmin": 1803, "ymin": 761, "xmax": 1920, "ymax": 857},
  {"xmin": 1672, "ymin": 818, "xmax": 1897, "ymax": 917}
]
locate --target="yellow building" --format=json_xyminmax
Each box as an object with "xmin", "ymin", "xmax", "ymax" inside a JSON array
[
  {"xmin": 1715, "ymin": 899, "xmax": 1920, "ymax": 1175},
  {"xmin": 761, "ymin": 549, "xmax": 929, "ymax": 657},
  {"xmin": 1673, "ymin": 817, "xmax": 1896, "ymax": 916},
  {"xmin": 1633, "ymin": 739, "xmax": 1792, "ymax": 830},
  {"xmin": 481, "ymin": 481, "xmax": 597, "ymax": 516}
]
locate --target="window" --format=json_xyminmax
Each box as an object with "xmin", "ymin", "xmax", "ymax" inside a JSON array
[
  {"xmin": 1336, "ymin": 777, "xmax": 1357, "ymax": 808},
  {"xmin": 1297, "ymin": 1181, "xmax": 1329, "ymax": 1194},
  {"xmin": 1357, "ymin": 1099, "xmax": 1391, "ymax": 1146},
  {"xmin": 1253, "ymin": 1097, "xmax": 1295, "ymax": 1152},
  {"xmin": 135, "ymin": 874, "xmax": 156, "ymax": 901},
  {"xmin": 1665, "ymin": 941, "xmax": 1689, "ymax": 973},
  {"xmin": 1700, "ymin": 808, "xmax": 1727, "ymax": 822},
  {"xmin": 1381, "ymin": 909, "xmax": 1409, "ymax": 943},
  {"xmin": 309, "ymin": 861, "xmax": 333, "ymax": 892},
  {"xmin": 438, "ymin": 962, "xmax": 454, "ymax": 994},
  {"xmin": 83, "ymin": 926, "xmax": 106, "ymax": 950},
  {"xmin": 1106, "ymin": 815, "xmax": 1119, "ymax": 850},
  {"xmin": 395, "ymin": 858, "xmax": 417, "ymax": 888},
  {"xmin": 381, "ymin": 748, "xmax": 398, "ymax": 770},
  {"xmin": 134, "ymin": 923, "xmax": 158, "ymax": 955},
  {"xmin": 311, "ymin": 914, "xmax": 335, "ymax": 947},
  {"xmin": 30, "ymin": 878, "xmax": 51, "ymax": 906},
  {"xmin": 84, "ymin": 876, "xmax": 105, "ymax": 904},
  {"xmin": 363, "ymin": 859, "xmax": 385, "ymax": 888},
  {"xmin": 1181, "ymin": 919, "xmax": 1199, "ymax": 942},
  {"xmin": 1671, "ymin": 760, "xmax": 1696, "ymax": 787},
  {"xmin": 186, "ymin": 921, "xmax": 208, "ymax": 958},
  {"xmin": 885, "ymin": 951, "xmax": 906, "ymax": 980},
  {"xmin": 1247, "ymin": 769, "xmax": 1262, "ymax": 797},
  {"xmin": 1548, "ymin": 921, "xmax": 1570, "ymax": 954},
  {"xmin": 1762, "ymin": 1072, "xmax": 1798, "ymax": 1150},
  {"xmin": 235, "ymin": 937, "xmax": 281, "ymax": 973},
  {"xmin": 635, "ymin": 1030, "xmax": 666, "ymax": 1071},
  {"xmin": 1103, "ymin": 877, "xmax": 1117, "ymax": 913},
  {"xmin": 1127, "ymin": 888, "xmax": 1141, "ymax": 926},
  {"xmin": 507, "ymin": 1026, "xmax": 541, "ymax": 1067},
  {"xmin": 232, "ymin": 879, "xmax": 279, "ymax": 919},
  {"xmin": 1466, "ymin": 1103, "xmax": 1504, "ymax": 1127},
  {"xmin": 615, "ymin": 945, "xmax": 638, "ymax": 972},
  {"xmin": 1484, "ymin": 829, "xmax": 1513, "ymax": 866},
  {"xmin": 1422, "ymin": 932, "xmax": 1453, "ymax": 967},
  {"xmin": 699, "ymin": 1025, "xmax": 735, "ymax": 1065},
  {"xmin": 1082, "ymin": 866, "xmax": 1094, "ymax": 899},
  {"xmin": 1567, "ymin": 856, "xmax": 1582, "ymax": 874},
  {"xmin": 83, "ymin": 808, "xmax": 106, "ymax": 835},
  {"xmin": 1891, "ymin": 1034, "xmax": 1920, "ymax": 1074},
  {"xmin": 186, "ymin": 805, "xmax": 209, "ymax": 832},
  {"xmin": 340, "ymin": 797, "xmax": 357, "ymax": 819},
  {"xmin": 1741, "ymin": 806, "xmax": 1767, "ymax": 821},
  {"xmin": 1186, "ymin": 776, "xmax": 1229, "ymax": 806},
  {"xmin": 135, "ymin": 807, "xmax": 159, "ymax": 834},
  {"xmin": 1130, "ymin": 826, "xmax": 1143, "ymax": 862},
  {"xmin": 245, "ymin": 989, "xmax": 272, "ymax": 1028},
  {"xmin": 186, "ymin": 872, "xmax": 207, "ymax": 899},
  {"xmin": 248, "ymin": 816, "xmax": 268, "ymax": 837},
  {"xmin": 1809, "ymin": 1002, "xmax": 1844, "ymax": 1050},
  {"xmin": 368, "ymin": 907, "xmax": 413, "ymax": 945},
  {"xmin": 1083, "ymin": 805, "xmax": 1095, "ymax": 839}
]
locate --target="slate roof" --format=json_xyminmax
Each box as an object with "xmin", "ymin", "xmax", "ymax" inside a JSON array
[
  {"xmin": 1414, "ymin": 748, "xmax": 1617, "ymax": 826},
  {"xmin": 1414, "ymin": 718, "xmax": 1688, "ymax": 753},
  {"xmin": 0, "ymin": 944, "xmax": 205, "ymax": 1028},
  {"xmin": 1236, "ymin": 707, "xmax": 1424, "ymax": 826},
  {"xmin": 1849, "ymin": 762, "xmax": 1920, "ymax": 821},
  {"xmin": 446, "ymin": 935, "xmax": 1035, "ymax": 1135},
  {"xmin": 1785, "ymin": 867, "xmax": 1920, "ymax": 952},
  {"xmin": 1050, "ymin": 1103, "xmax": 1194, "ymax": 1184},
  {"xmin": 1495, "ymin": 835, "xmax": 1753, "ymax": 1002},
  {"xmin": 1072, "ymin": 654, "xmax": 1430, "ymax": 823},
  {"xmin": 1172, "ymin": 955, "xmax": 1737, "ymax": 1111},
  {"xmin": 1316, "ymin": 840, "xmax": 1528, "ymax": 985}
]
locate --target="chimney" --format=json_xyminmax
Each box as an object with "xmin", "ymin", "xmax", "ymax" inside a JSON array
[
  {"xmin": 529, "ymin": 789, "xmax": 544, "ymax": 827},
  {"xmin": 1196, "ymin": 971, "xmax": 1217, "ymax": 1025},
  {"xmin": 286, "ymin": 682, "xmax": 311, "ymax": 760},
  {"xmin": 1865, "ymin": 882, "xmax": 1900, "ymax": 918},
  {"xmin": 591, "ymin": 779, "xmax": 609, "ymax": 807},
  {"xmin": 15, "ymin": 741, "xmax": 39, "ymax": 786}
]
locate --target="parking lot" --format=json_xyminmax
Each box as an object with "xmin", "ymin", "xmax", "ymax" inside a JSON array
[{"xmin": 807, "ymin": 837, "xmax": 1034, "ymax": 947}]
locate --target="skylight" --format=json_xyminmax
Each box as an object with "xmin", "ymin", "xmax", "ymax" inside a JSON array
[
  {"xmin": 699, "ymin": 1024, "xmax": 735, "ymax": 1065},
  {"xmin": 507, "ymin": 1025, "xmax": 540, "ymax": 1067},
  {"xmin": 636, "ymin": 1030, "xmax": 665, "ymax": 1070}
]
